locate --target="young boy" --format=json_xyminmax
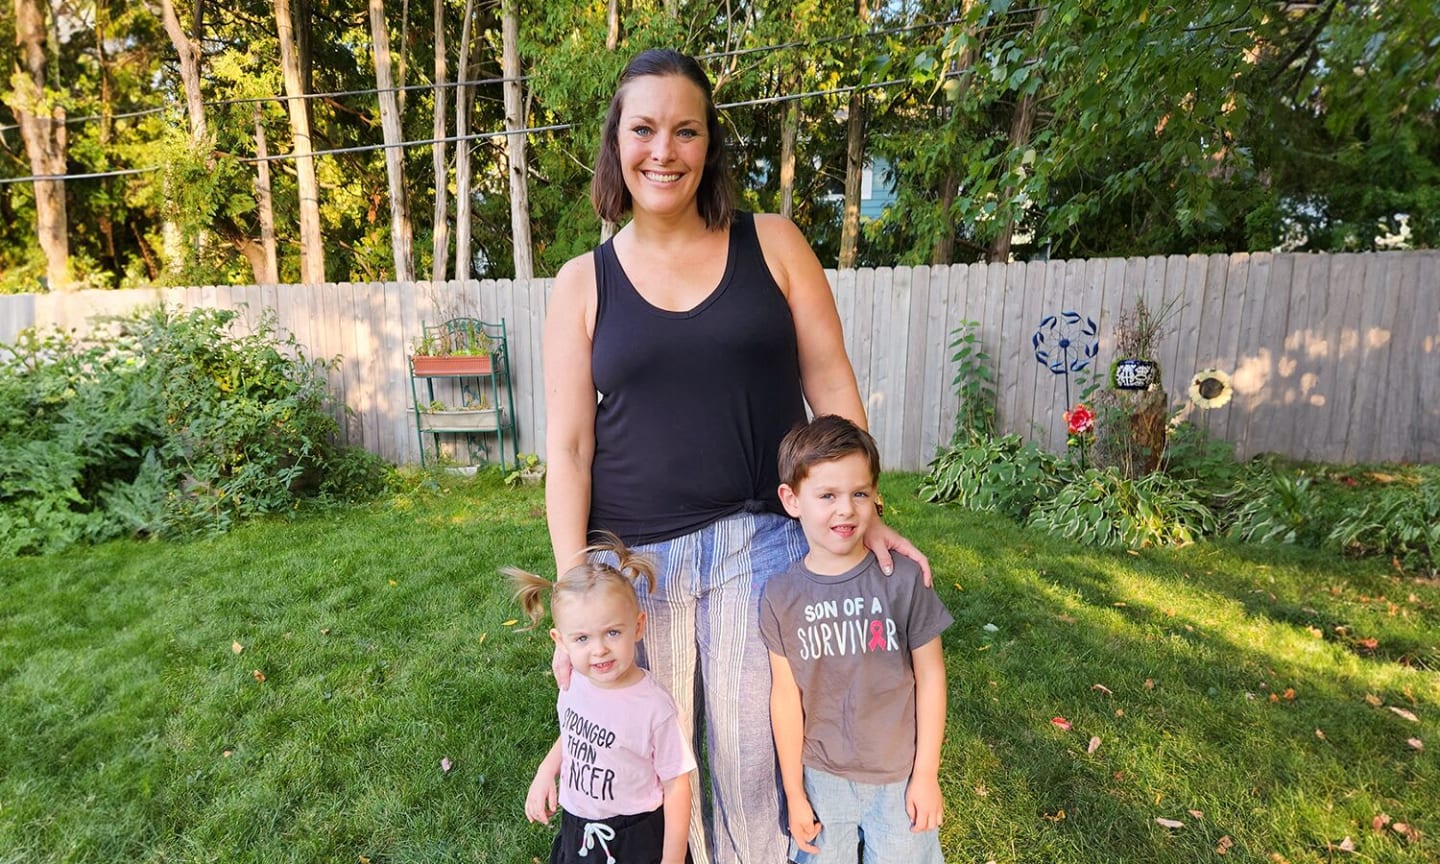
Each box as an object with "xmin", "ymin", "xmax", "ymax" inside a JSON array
[{"xmin": 760, "ymin": 415, "xmax": 952, "ymax": 863}]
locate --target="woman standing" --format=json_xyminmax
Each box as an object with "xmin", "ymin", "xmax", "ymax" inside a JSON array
[{"xmin": 542, "ymin": 49, "xmax": 929, "ymax": 864}]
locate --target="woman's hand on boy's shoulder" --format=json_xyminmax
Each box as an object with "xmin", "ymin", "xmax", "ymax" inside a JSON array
[{"xmin": 864, "ymin": 521, "xmax": 933, "ymax": 586}]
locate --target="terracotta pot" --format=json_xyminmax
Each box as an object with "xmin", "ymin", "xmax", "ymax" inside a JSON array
[{"xmin": 411, "ymin": 354, "xmax": 493, "ymax": 376}]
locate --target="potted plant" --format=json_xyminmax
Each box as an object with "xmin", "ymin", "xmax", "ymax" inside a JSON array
[
  {"xmin": 1109, "ymin": 296, "xmax": 1177, "ymax": 391},
  {"xmin": 416, "ymin": 396, "xmax": 502, "ymax": 433},
  {"xmin": 503, "ymin": 452, "xmax": 546, "ymax": 487},
  {"xmin": 410, "ymin": 320, "xmax": 496, "ymax": 376}
]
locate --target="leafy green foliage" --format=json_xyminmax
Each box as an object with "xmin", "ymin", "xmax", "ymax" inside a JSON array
[
  {"xmin": 1026, "ymin": 467, "xmax": 1216, "ymax": 548},
  {"xmin": 1226, "ymin": 470, "xmax": 1331, "ymax": 547},
  {"xmin": 1330, "ymin": 468, "xmax": 1440, "ymax": 576},
  {"xmin": 0, "ymin": 305, "xmax": 387, "ymax": 554},
  {"xmin": 919, "ymin": 433, "xmax": 1064, "ymax": 520},
  {"xmin": 947, "ymin": 319, "xmax": 997, "ymax": 442}
]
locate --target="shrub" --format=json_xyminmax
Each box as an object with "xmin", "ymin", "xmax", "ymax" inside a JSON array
[
  {"xmin": 919, "ymin": 433, "xmax": 1067, "ymax": 520},
  {"xmin": 1225, "ymin": 469, "xmax": 1330, "ymax": 546},
  {"xmin": 0, "ymin": 305, "xmax": 387, "ymax": 554},
  {"xmin": 1329, "ymin": 468, "xmax": 1440, "ymax": 575},
  {"xmin": 1025, "ymin": 467, "xmax": 1216, "ymax": 549}
]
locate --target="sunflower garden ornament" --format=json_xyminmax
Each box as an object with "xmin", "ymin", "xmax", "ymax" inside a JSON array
[{"xmin": 1189, "ymin": 369, "xmax": 1233, "ymax": 410}]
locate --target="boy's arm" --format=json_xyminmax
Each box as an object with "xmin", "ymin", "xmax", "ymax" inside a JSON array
[
  {"xmin": 659, "ymin": 771, "xmax": 692, "ymax": 864},
  {"xmin": 907, "ymin": 636, "xmax": 947, "ymax": 832},
  {"xmin": 769, "ymin": 650, "xmax": 821, "ymax": 854},
  {"xmin": 524, "ymin": 738, "xmax": 563, "ymax": 824}
]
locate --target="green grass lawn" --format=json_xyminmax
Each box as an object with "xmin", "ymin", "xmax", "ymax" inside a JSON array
[{"xmin": 2, "ymin": 472, "xmax": 1436, "ymax": 864}]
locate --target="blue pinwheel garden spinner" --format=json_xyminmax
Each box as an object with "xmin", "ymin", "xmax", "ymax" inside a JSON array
[{"xmin": 1033, "ymin": 311, "xmax": 1100, "ymax": 408}]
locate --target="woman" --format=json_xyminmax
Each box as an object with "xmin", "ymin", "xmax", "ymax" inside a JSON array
[{"xmin": 542, "ymin": 48, "xmax": 929, "ymax": 864}]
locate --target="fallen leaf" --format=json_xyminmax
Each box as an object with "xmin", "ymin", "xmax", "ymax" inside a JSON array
[
  {"xmin": 441, "ymin": 757, "xmax": 452, "ymax": 773},
  {"xmin": 1051, "ymin": 716, "xmax": 1072, "ymax": 731},
  {"xmin": 1057, "ymin": 614, "xmax": 1077, "ymax": 624},
  {"xmin": 1269, "ymin": 693, "xmax": 1280, "ymax": 703},
  {"xmin": 1389, "ymin": 706, "xmax": 1419, "ymax": 722},
  {"xmin": 1393, "ymin": 822, "xmax": 1412, "ymax": 836},
  {"xmin": 231, "ymin": 641, "xmax": 244, "ymax": 654},
  {"xmin": 1356, "ymin": 637, "xmax": 1379, "ymax": 651},
  {"xmin": 1337, "ymin": 836, "xmax": 1355, "ymax": 852},
  {"xmin": 1315, "ymin": 728, "xmax": 1327, "ymax": 740},
  {"xmin": 975, "ymin": 782, "xmax": 989, "ymax": 797},
  {"xmin": 222, "ymin": 749, "xmax": 233, "ymax": 758},
  {"xmin": 1304, "ymin": 626, "xmax": 1323, "ymax": 638},
  {"xmin": 1283, "ymin": 687, "xmax": 1296, "ymax": 701},
  {"xmin": 1113, "ymin": 601, "xmax": 1128, "ymax": 607},
  {"xmin": 1144, "ymin": 678, "xmax": 1155, "ymax": 690},
  {"xmin": 953, "ymin": 582, "xmax": 964, "ymax": 591},
  {"xmin": 1155, "ymin": 817, "xmax": 1185, "ymax": 829},
  {"xmin": 1188, "ymin": 809, "xmax": 1204, "ymax": 819},
  {"xmin": 320, "ymin": 627, "xmax": 332, "ymax": 636},
  {"xmin": 1115, "ymin": 709, "xmax": 1125, "ymax": 717},
  {"xmin": 1092, "ymin": 683, "xmax": 1113, "ymax": 696},
  {"xmin": 1372, "ymin": 813, "xmax": 1392, "ymax": 832},
  {"xmin": 1364, "ymin": 693, "xmax": 1383, "ymax": 707},
  {"xmin": 1042, "ymin": 809, "xmax": 1066, "ymax": 822},
  {"xmin": 251, "ymin": 669, "xmax": 266, "ymax": 682},
  {"xmin": 1407, "ymin": 738, "xmax": 1424, "ymax": 750},
  {"xmin": 359, "ymin": 857, "xmax": 371, "ymax": 864},
  {"xmin": 1126, "ymin": 549, "xmax": 1139, "ymax": 556},
  {"xmin": 502, "ymin": 619, "xmax": 519, "ymax": 627},
  {"xmin": 1087, "ymin": 736, "xmax": 1101, "ymax": 754},
  {"xmin": 1216, "ymin": 835, "xmax": 1234, "ymax": 855},
  {"xmin": 983, "ymin": 622, "xmax": 1000, "ymax": 632},
  {"xmin": 478, "ymin": 632, "xmax": 488, "ymax": 646}
]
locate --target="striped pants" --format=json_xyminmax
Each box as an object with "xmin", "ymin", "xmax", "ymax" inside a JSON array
[{"xmin": 627, "ymin": 511, "xmax": 806, "ymax": 864}]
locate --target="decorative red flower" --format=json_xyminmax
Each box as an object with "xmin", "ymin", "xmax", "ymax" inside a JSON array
[{"xmin": 1064, "ymin": 403, "xmax": 1095, "ymax": 436}]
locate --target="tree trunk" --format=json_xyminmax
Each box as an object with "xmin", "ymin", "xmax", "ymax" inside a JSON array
[
  {"xmin": 988, "ymin": 8, "xmax": 1044, "ymax": 264},
  {"xmin": 779, "ymin": 85, "xmax": 798, "ymax": 221},
  {"xmin": 452, "ymin": 0, "xmax": 477, "ymax": 279},
  {"xmin": 276, "ymin": 0, "xmax": 326, "ymax": 283},
  {"xmin": 606, "ymin": 0, "xmax": 620, "ymax": 49},
  {"xmin": 501, "ymin": 0, "xmax": 533, "ymax": 279},
  {"xmin": 987, "ymin": 88, "xmax": 1037, "ymax": 264},
  {"xmin": 253, "ymin": 106, "xmax": 280, "ymax": 283},
  {"xmin": 838, "ymin": 88, "xmax": 866, "ymax": 269},
  {"xmin": 370, "ymin": 0, "xmax": 416, "ymax": 281},
  {"xmin": 430, "ymin": 0, "xmax": 449, "ymax": 282},
  {"xmin": 9, "ymin": 0, "xmax": 71, "ymax": 291},
  {"xmin": 838, "ymin": 0, "xmax": 869, "ymax": 270},
  {"xmin": 159, "ymin": 0, "xmax": 207, "ymax": 142},
  {"xmin": 930, "ymin": 168, "xmax": 957, "ymax": 265}
]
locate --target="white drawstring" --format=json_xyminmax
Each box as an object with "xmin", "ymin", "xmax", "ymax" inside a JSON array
[{"xmin": 578, "ymin": 821, "xmax": 617, "ymax": 864}]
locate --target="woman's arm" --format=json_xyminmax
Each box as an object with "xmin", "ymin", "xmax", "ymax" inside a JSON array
[
  {"xmin": 543, "ymin": 253, "xmax": 599, "ymax": 578},
  {"xmin": 543, "ymin": 255, "xmax": 599, "ymax": 688},
  {"xmin": 757, "ymin": 213, "xmax": 932, "ymax": 583}
]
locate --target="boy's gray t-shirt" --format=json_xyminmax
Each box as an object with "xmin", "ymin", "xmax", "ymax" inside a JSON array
[{"xmin": 759, "ymin": 552, "xmax": 953, "ymax": 784}]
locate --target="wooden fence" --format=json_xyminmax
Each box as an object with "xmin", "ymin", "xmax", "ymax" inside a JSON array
[{"xmin": 2, "ymin": 251, "xmax": 1436, "ymax": 469}]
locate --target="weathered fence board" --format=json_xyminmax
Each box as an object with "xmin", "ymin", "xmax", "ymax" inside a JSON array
[{"xmin": 1, "ymin": 251, "xmax": 1435, "ymax": 468}]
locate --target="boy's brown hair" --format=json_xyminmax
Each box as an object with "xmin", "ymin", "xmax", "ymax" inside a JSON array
[{"xmin": 777, "ymin": 414, "xmax": 881, "ymax": 489}]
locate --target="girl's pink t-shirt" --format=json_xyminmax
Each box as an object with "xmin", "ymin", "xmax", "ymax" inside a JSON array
[{"xmin": 556, "ymin": 669, "xmax": 697, "ymax": 819}]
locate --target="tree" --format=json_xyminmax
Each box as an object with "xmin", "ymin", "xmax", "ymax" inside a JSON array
[
  {"xmin": 275, "ymin": 0, "xmax": 325, "ymax": 283},
  {"xmin": 8, "ymin": 0, "xmax": 71, "ymax": 290},
  {"xmin": 500, "ymin": 0, "xmax": 532, "ymax": 278},
  {"xmin": 369, "ymin": 0, "xmax": 415, "ymax": 281}
]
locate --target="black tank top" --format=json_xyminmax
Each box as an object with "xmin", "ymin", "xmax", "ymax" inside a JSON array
[{"xmin": 589, "ymin": 211, "xmax": 808, "ymax": 545}]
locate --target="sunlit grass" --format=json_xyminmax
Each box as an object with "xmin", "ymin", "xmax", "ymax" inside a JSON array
[{"xmin": 0, "ymin": 471, "xmax": 1435, "ymax": 863}]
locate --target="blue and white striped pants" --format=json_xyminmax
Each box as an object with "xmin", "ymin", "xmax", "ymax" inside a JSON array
[{"xmin": 625, "ymin": 510, "xmax": 807, "ymax": 864}]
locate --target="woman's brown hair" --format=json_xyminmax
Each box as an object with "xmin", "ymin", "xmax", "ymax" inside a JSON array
[{"xmin": 590, "ymin": 48, "xmax": 735, "ymax": 230}]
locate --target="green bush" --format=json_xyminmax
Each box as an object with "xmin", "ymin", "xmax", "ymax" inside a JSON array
[
  {"xmin": 1025, "ymin": 467, "xmax": 1217, "ymax": 548},
  {"xmin": 1329, "ymin": 468, "xmax": 1440, "ymax": 575},
  {"xmin": 919, "ymin": 433, "xmax": 1066, "ymax": 520},
  {"xmin": 0, "ymin": 305, "xmax": 388, "ymax": 555},
  {"xmin": 1225, "ymin": 469, "xmax": 1332, "ymax": 546}
]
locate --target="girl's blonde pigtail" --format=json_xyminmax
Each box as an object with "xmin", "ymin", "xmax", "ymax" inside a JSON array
[
  {"xmin": 505, "ymin": 567, "xmax": 554, "ymax": 630},
  {"xmin": 585, "ymin": 530, "xmax": 657, "ymax": 596}
]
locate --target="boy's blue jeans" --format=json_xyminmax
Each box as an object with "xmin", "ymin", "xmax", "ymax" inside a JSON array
[{"xmin": 789, "ymin": 766, "xmax": 944, "ymax": 864}]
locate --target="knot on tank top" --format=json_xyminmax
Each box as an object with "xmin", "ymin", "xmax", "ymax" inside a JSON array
[{"xmin": 742, "ymin": 498, "xmax": 768, "ymax": 514}]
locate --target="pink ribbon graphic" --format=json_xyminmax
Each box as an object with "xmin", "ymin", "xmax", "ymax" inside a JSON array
[{"xmin": 868, "ymin": 620, "xmax": 886, "ymax": 651}]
